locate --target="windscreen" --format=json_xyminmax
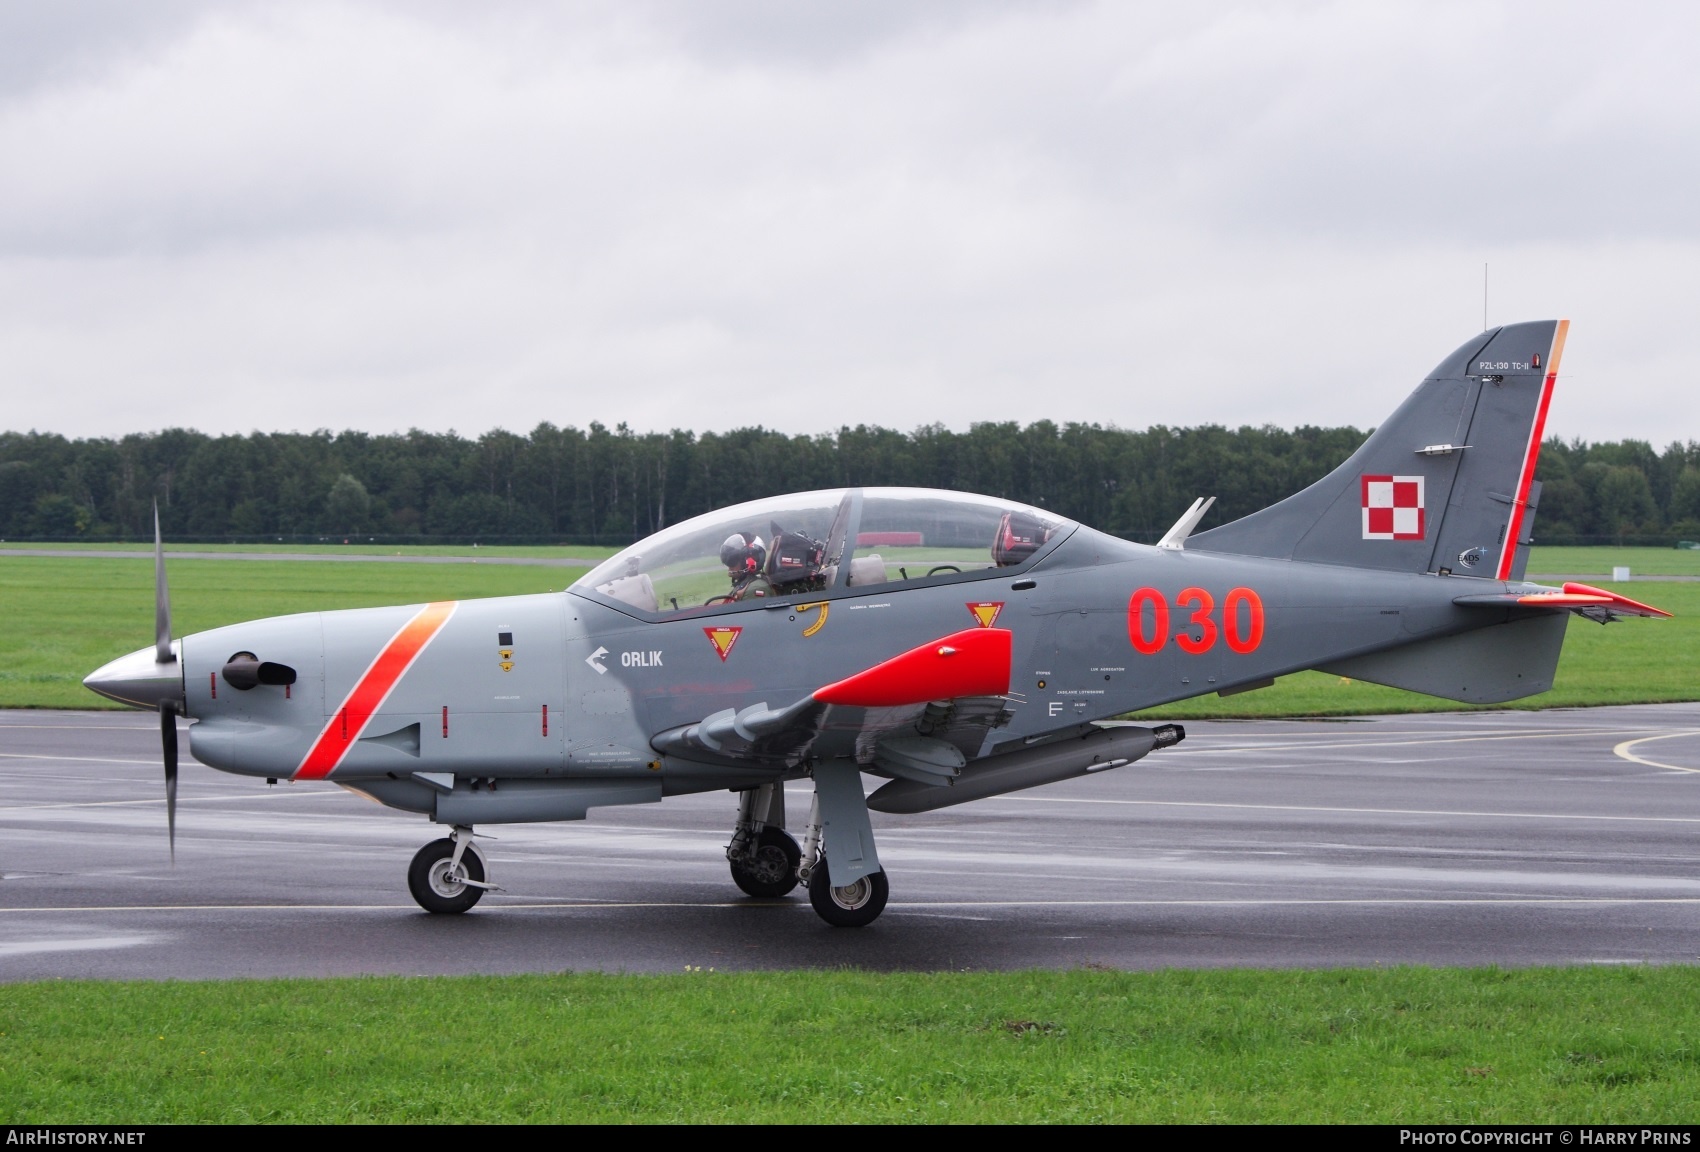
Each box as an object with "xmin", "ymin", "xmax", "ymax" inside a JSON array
[
  {"xmin": 572, "ymin": 487, "xmax": 1071, "ymax": 616},
  {"xmin": 843, "ymin": 490, "xmax": 1070, "ymax": 589},
  {"xmin": 573, "ymin": 491, "xmax": 850, "ymax": 615}
]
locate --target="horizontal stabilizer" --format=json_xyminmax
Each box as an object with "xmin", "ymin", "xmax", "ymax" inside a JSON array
[{"xmin": 1454, "ymin": 581, "xmax": 1671, "ymax": 620}]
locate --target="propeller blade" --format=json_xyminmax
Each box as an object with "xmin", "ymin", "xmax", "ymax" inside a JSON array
[
  {"xmin": 154, "ymin": 502, "xmax": 174, "ymax": 665},
  {"xmin": 161, "ymin": 701, "xmax": 178, "ymax": 862}
]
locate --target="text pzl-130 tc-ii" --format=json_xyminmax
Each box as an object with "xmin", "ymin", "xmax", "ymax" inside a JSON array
[{"xmin": 86, "ymin": 319, "xmax": 1668, "ymax": 927}]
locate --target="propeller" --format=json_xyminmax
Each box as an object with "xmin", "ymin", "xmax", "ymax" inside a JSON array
[
  {"xmin": 153, "ymin": 502, "xmax": 178, "ymax": 861},
  {"xmin": 161, "ymin": 698, "xmax": 177, "ymax": 862},
  {"xmin": 155, "ymin": 503, "xmax": 173, "ymax": 664}
]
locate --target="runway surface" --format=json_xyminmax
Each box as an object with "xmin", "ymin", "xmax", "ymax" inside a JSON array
[{"xmin": 4, "ymin": 704, "xmax": 1700, "ymax": 980}]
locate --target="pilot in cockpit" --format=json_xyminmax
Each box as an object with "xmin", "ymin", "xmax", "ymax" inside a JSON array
[
  {"xmin": 721, "ymin": 532, "xmax": 775, "ymax": 600},
  {"xmin": 723, "ymin": 524, "xmax": 832, "ymax": 600}
]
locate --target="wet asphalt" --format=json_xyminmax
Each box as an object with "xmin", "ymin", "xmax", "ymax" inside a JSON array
[{"xmin": 4, "ymin": 704, "xmax": 1700, "ymax": 979}]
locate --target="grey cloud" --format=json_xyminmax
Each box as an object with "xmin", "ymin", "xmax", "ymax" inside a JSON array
[
  {"xmin": 0, "ymin": 0, "xmax": 221, "ymax": 99},
  {"xmin": 0, "ymin": 1, "xmax": 1694, "ymax": 445}
]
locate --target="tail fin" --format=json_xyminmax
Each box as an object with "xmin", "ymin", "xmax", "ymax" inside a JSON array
[{"xmin": 1190, "ymin": 319, "xmax": 1568, "ymax": 580}]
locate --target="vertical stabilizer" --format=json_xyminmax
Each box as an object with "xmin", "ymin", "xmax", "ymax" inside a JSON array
[{"xmin": 1190, "ymin": 320, "xmax": 1568, "ymax": 579}]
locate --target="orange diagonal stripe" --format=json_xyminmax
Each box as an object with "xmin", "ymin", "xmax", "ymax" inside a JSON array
[{"xmin": 295, "ymin": 601, "xmax": 457, "ymax": 780}]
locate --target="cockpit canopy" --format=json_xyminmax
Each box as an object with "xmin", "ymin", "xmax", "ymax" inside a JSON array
[{"xmin": 571, "ymin": 488, "xmax": 1073, "ymax": 618}]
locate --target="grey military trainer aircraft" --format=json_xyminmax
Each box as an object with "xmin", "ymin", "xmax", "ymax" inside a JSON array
[{"xmin": 85, "ymin": 319, "xmax": 1668, "ymax": 926}]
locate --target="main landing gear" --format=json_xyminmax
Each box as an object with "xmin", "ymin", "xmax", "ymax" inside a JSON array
[
  {"xmin": 408, "ymin": 825, "xmax": 491, "ymax": 914},
  {"xmin": 796, "ymin": 775, "xmax": 889, "ymax": 928},
  {"xmin": 806, "ymin": 857, "xmax": 889, "ymax": 928},
  {"xmin": 731, "ymin": 769, "xmax": 891, "ymax": 928}
]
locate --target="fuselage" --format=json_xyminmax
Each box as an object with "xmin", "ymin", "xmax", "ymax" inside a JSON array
[{"xmin": 126, "ymin": 524, "xmax": 1510, "ymax": 805}]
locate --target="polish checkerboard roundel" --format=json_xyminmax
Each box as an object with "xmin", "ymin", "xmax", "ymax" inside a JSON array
[{"xmin": 1361, "ymin": 475, "xmax": 1424, "ymax": 541}]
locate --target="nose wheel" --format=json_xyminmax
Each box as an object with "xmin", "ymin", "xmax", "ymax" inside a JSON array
[
  {"xmin": 729, "ymin": 826, "xmax": 802, "ymax": 897},
  {"xmin": 726, "ymin": 782, "xmax": 801, "ymax": 898},
  {"xmin": 408, "ymin": 829, "xmax": 489, "ymax": 914}
]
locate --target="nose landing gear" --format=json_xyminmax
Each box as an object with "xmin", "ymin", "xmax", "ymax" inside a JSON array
[
  {"xmin": 727, "ymin": 782, "xmax": 800, "ymax": 898},
  {"xmin": 730, "ymin": 826, "xmax": 802, "ymax": 897},
  {"xmin": 408, "ymin": 825, "xmax": 491, "ymax": 914}
]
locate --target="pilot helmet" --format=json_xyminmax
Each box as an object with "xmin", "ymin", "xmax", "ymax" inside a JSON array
[{"xmin": 720, "ymin": 533, "xmax": 767, "ymax": 575}]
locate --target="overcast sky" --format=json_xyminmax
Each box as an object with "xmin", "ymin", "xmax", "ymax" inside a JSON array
[{"xmin": 2, "ymin": 1, "xmax": 1696, "ymax": 444}]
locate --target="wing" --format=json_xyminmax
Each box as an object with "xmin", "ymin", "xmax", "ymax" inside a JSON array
[
  {"xmin": 651, "ymin": 627, "xmax": 1015, "ymax": 775},
  {"xmin": 1454, "ymin": 580, "xmax": 1672, "ymax": 622}
]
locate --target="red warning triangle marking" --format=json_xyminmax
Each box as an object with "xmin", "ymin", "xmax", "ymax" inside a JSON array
[
  {"xmin": 704, "ymin": 626, "xmax": 742, "ymax": 661},
  {"xmin": 966, "ymin": 601, "xmax": 1004, "ymax": 628}
]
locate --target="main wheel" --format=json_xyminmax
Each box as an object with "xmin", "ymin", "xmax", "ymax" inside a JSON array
[
  {"xmin": 730, "ymin": 826, "xmax": 801, "ymax": 898},
  {"xmin": 807, "ymin": 858, "xmax": 889, "ymax": 927},
  {"xmin": 407, "ymin": 838, "xmax": 486, "ymax": 914}
]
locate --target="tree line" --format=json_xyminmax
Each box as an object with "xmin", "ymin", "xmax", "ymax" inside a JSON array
[{"xmin": 2, "ymin": 422, "xmax": 1697, "ymax": 546}]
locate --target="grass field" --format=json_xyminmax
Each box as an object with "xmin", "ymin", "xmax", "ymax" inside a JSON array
[
  {"xmin": 1527, "ymin": 546, "xmax": 1700, "ymax": 578},
  {"xmin": 3, "ymin": 967, "xmax": 1698, "ymax": 1122},
  {"xmin": 0, "ymin": 541, "xmax": 622, "ymax": 561},
  {"xmin": 0, "ymin": 556, "xmax": 585, "ymax": 709},
  {"xmin": 0, "ymin": 547, "xmax": 1693, "ymax": 713}
]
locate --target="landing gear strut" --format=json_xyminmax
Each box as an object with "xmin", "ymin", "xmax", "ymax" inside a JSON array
[
  {"xmin": 799, "ymin": 764, "xmax": 890, "ymax": 927},
  {"xmin": 727, "ymin": 783, "xmax": 800, "ymax": 898},
  {"xmin": 408, "ymin": 825, "xmax": 490, "ymax": 914}
]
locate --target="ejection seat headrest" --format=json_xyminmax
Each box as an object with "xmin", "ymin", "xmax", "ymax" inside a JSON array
[
  {"xmin": 598, "ymin": 572, "xmax": 658, "ymax": 613},
  {"xmin": 847, "ymin": 555, "xmax": 887, "ymax": 586}
]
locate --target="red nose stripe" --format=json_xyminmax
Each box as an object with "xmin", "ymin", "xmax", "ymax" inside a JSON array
[{"xmin": 295, "ymin": 601, "xmax": 457, "ymax": 780}]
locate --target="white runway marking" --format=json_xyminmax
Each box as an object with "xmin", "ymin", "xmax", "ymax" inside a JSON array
[
  {"xmin": 1188, "ymin": 728, "xmax": 1666, "ymax": 756},
  {"xmin": 0, "ymin": 902, "xmax": 792, "ymax": 913},
  {"xmin": 1613, "ymin": 731, "xmax": 1700, "ymax": 774},
  {"xmin": 0, "ymin": 934, "xmax": 155, "ymax": 957},
  {"xmin": 983, "ymin": 795, "xmax": 1700, "ymax": 824},
  {"xmin": 7, "ymin": 897, "xmax": 1700, "ymax": 914},
  {"xmin": 0, "ymin": 791, "xmax": 343, "ymax": 814},
  {"xmin": 0, "ymin": 724, "xmax": 156, "ymax": 731},
  {"xmin": 0, "ymin": 751, "xmax": 165, "ymax": 767}
]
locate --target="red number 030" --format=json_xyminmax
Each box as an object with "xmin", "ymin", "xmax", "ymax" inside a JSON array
[{"xmin": 1127, "ymin": 586, "xmax": 1264, "ymax": 655}]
